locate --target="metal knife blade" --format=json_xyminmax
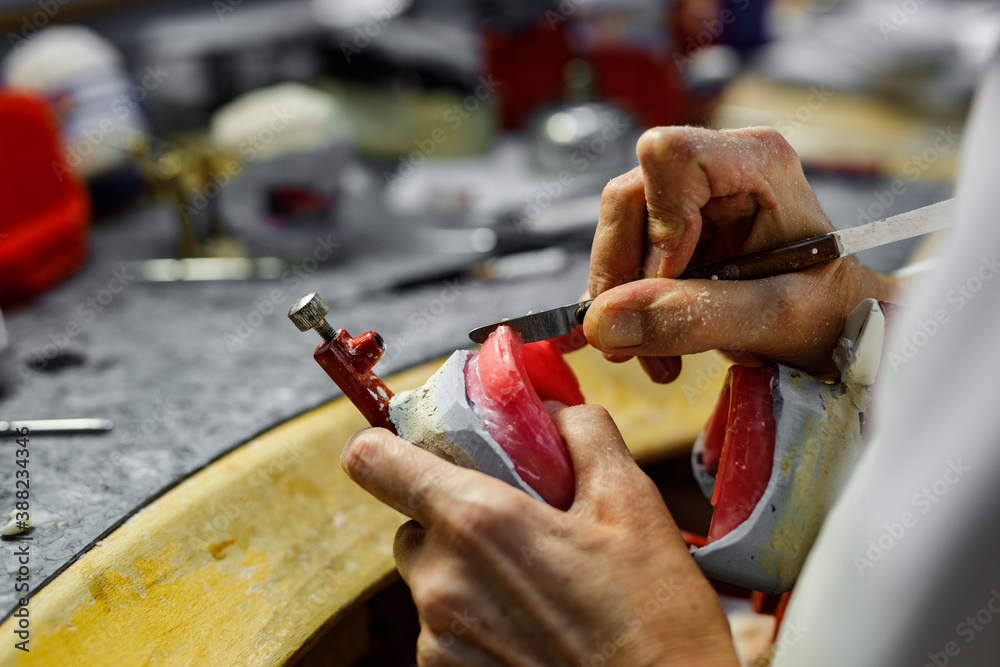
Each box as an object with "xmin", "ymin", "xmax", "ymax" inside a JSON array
[
  {"xmin": 468, "ymin": 299, "xmax": 594, "ymax": 344},
  {"xmin": 469, "ymin": 198, "xmax": 956, "ymax": 343},
  {"xmin": 834, "ymin": 197, "xmax": 956, "ymax": 256}
]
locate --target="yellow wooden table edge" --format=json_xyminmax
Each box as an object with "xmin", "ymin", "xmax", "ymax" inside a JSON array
[{"xmin": 0, "ymin": 348, "xmax": 726, "ymax": 666}]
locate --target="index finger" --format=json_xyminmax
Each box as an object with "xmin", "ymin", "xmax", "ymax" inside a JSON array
[
  {"xmin": 590, "ymin": 166, "xmax": 646, "ymax": 297},
  {"xmin": 589, "ymin": 127, "xmax": 780, "ymax": 296},
  {"xmin": 341, "ymin": 427, "xmax": 509, "ymax": 526}
]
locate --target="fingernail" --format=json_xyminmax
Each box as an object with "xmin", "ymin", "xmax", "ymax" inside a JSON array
[
  {"xmin": 543, "ymin": 400, "xmax": 568, "ymax": 415},
  {"xmin": 598, "ymin": 309, "xmax": 644, "ymax": 349}
]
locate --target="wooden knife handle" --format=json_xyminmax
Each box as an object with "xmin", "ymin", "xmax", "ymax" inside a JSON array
[{"xmin": 680, "ymin": 234, "xmax": 842, "ymax": 281}]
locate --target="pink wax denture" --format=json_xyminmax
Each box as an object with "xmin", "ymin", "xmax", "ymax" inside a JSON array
[{"xmin": 465, "ymin": 326, "xmax": 578, "ymax": 509}]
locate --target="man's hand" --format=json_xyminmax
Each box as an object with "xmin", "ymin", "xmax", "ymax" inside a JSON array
[
  {"xmin": 586, "ymin": 126, "xmax": 897, "ymax": 382},
  {"xmin": 342, "ymin": 405, "xmax": 740, "ymax": 667}
]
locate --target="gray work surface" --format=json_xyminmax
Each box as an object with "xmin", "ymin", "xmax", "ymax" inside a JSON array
[{"xmin": 0, "ymin": 171, "xmax": 952, "ymax": 620}]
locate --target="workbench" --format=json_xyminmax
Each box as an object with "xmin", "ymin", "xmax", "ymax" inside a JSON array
[{"xmin": 0, "ymin": 145, "xmax": 951, "ymax": 664}]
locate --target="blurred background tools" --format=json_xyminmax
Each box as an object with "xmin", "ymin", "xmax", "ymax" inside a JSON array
[
  {"xmin": 0, "ymin": 0, "xmax": 990, "ymax": 664},
  {"xmin": 0, "ymin": 418, "xmax": 113, "ymax": 436}
]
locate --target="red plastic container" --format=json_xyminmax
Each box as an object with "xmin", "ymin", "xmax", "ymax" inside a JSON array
[{"xmin": 0, "ymin": 90, "xmax": 90, "ymax": 306}]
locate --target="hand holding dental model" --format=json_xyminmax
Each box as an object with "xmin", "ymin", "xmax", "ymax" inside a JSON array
[{"xmin": 332, "ymin": 125, "xmax": 914, "ymax": 665}]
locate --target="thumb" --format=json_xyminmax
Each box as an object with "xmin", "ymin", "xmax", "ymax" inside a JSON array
[
  {"xmin": 550, "ymin": 405, "xmax": 651, "ymax": 519},
  {"xmin": 582, "ymin": 276, "xmax": 803, "ymax": 363}
]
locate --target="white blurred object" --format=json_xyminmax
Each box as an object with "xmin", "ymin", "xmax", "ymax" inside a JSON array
[
  {"xmin": 3, "ymin": 25, "xmax": 122, "ymax": 89},
  {"xmin": 0, "ymin": 308, "xmax": 12, "ymax": 392},
  {"xmin": 758, "ymin": 0, "xmax": 1000, "ymax": 115},
  {"xmin": 209, "ymin": 82, "xmax": 352, "ymax": 161},
  {"xmin": 311, "ymin": 0, "xmax": 412, "ymax": 29},
  {"xmin": 2, "ymin": 25, "xmax": 150, "ymax": 179},
  {"xmin": 212, "ymin": 83, "xmax": 356, "ymax": 261}
]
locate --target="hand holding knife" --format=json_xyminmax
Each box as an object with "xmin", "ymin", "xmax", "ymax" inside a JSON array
[{"xmin": 469, "ymin": 199, "xmax": 955, "ymax": 344}]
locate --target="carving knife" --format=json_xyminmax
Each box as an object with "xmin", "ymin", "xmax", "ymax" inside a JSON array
[{"xmin": 469, "ymin": 198, "xmax": 955, "ymax": 344}]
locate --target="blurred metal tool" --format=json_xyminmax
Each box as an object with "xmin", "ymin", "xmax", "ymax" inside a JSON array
[
  {"xmin": 469, "ymin": 299, "xmax": 592, "ymax": 345},
  {"xmin": 0, "ymin": 418, "xmax": 114, "ymax": 436}
]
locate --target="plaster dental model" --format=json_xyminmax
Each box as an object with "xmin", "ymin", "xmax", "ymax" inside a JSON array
[
  {"xmin": 690, "ymin": 299, "xmax": 892, "ymax": 592},
  {"xmin": 288, "ymin": 293, "xmax": 581, "ymax": 511},
  {"xmin": 390, "ymin": 326, "xmax": 579, "ymax": 510}
]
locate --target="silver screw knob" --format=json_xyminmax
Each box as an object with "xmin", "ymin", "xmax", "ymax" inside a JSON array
[{"xmin": 288, "ymin": 293, "xmax": 337, "ymax": 341}]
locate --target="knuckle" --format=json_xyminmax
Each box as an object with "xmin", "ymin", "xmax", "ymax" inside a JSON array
[
  {"xmin": 416, "ymin": 630, "xmax": 445, "ymax": 666},
  {"xmin": 588, "ymin": 267, "xmax": 620, "ymax": 296},
  {"xmin": 744, "ymin": 126, "xmax": 798, "ymax": 162},
  {"xmin": 556, "ymin": 403, "xmax": 617, "ymax": 437},
  {"xmin": 413, "ymin": 464, "xmax": 462, "ymax": 510},
  {"xmin": 412, "ymin": 572, "xmax": 464, "ymax": 630},
  {"xmin": 599, "ymin": 170, "xmax": 639, "ymax": 215},
  {"xmin": 438, "ymin": 496, "xmax": 503, "ymax": 551},
  {"xmin": 637, "ymin": 126, "xmax": 704, "ymax": 164},
  {"xmin": 341, "ymin": 433, "xmax": 377, "ymax": 477},
  {"xmin": 645, "ymin": 203, "xmax": 696, "ymax": 243}
]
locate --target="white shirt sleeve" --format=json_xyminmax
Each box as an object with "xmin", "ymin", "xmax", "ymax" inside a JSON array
[{"xmin": 773, "ymin": 52, "xmax": 1000, "ymax": 667}]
